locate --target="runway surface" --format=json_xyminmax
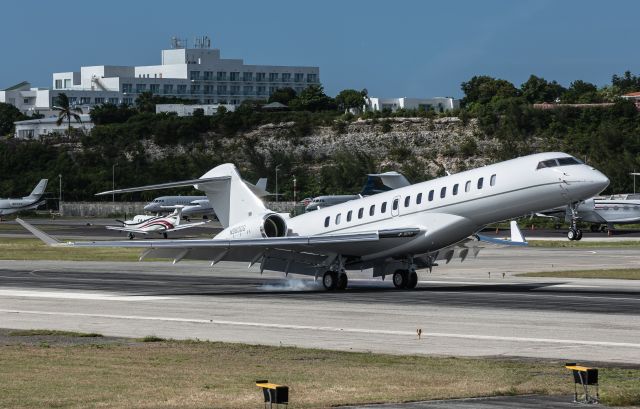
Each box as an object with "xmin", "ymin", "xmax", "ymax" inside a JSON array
[{"xmin": 1, "ymin": 246, "xmax": 639, "ymax": 365}]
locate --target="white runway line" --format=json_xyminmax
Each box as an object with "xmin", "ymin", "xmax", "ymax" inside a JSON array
[
  {"xmin": 2, "ymin": 308, "xmax": 640, "ymax": 349},
  {"xmin": 0, "ymin": 289, "xmax": 173, "ymax": 301}
]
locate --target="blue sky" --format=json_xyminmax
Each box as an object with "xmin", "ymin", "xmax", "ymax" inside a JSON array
[{"xmin": 1, "ymin": 0, "xmax": 638, "ymax": 98}]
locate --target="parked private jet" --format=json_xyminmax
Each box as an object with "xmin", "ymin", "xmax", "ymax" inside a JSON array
[
  {"xmin": 18, "ymin": 152, "xmax": 609, "ymax": 290},
  {"xmin": 539, "ymin": 193, "xmax": 640, "ymax": 238},
  {"xmin": 106, "ymin": 207, "xmax": 209, "ymax": 239},
  {"xmin": 143, "ymin": 178, "xmax": 268, "ymax": 218},
  {"xmin": 0, "ymin": 179, "xmax": 48, "ymax": 219},
  {"xmin": 305, "ymin": 172, "xmax": 411, "ymax": 211}
]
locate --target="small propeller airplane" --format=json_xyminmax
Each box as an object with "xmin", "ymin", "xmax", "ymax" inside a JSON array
[{"xmin": 106, "ymin": 206, "xmax": 209, "ymax": 239}]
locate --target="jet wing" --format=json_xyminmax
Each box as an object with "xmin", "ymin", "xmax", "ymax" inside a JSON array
[
  {"xmin": 165, "ymin": 221, "xmax": 210, "ymax": 232},
  {"xmin": 17, "ymin": 218, "xmax": 421, "ymax": 277},
  {"xmin": 427, "ymin": 220, "xmax": 528, "ymax": 266}
]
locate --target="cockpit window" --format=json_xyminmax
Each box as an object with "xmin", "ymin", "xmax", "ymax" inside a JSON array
[
  {"xmin": 557, "ymin": 157, "xmax": 582, "ymax": 166},
  {"xmin": 537, "ymin": 157, "xmax": 582, "ymax": 169},
  {"xmin": 536, "ymin": 159, "xmax": 558, "ymax": 169}
]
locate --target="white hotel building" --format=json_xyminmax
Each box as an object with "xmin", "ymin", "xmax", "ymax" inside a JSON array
[{"xmin": 1, "ymin": 41, "xmax": 320, "ymax": 114}]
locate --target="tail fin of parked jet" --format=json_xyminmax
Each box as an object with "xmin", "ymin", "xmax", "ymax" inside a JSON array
[
  {"xmin": 26, "ymin": 179, "xmax": 48, "ymax": 200},
  {"xmin": 197, "ymin": 164, "xmax": 267, "ymax": 228},
  {"xmin": 95, "ymin": 165, "xmax": 267, "ymax": 228}
]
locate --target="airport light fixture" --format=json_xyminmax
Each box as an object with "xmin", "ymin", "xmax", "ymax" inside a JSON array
[
  {"xmin": 112, "ymin": 163, "xmax": 118, "ymax": 203},
  {"xmin": 293, "ymin": 175, "xmax": 297, "ymax": 204},
  {"xmin": 275, "ymin": 164, "xmax": 282, "ymax": 203},
  {"xmin": 58, "ymin": 174, "xmax": 62, "ymax": 210},
  {"xmin": 631, "ymin": 172, "xmax": 640, "ymax": 194}
]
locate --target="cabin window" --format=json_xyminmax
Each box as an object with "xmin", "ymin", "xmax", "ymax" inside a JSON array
[
  {"xmin": 416, "ymin": 193, "xmax": 422, "ymax": 204},
  {"xmin": 404, "ymin": 196, "xmax": 410, "ymax": 207},
  {"xmin": 335, "ymin": 213, "xmax": 341, "ymax": 225},
  {"xmin": 465, "ymin": 181, "xmax": 471, "ymax": 192},
  {"xmin": 369, "ymin": 204, "xmax": 375, "ymax": 216},
  {"xmin": 428, "ymin": 190, "xmax": 434, "ymax": 201},
  {"xmin": 358, "ymin": 208, "xmax": 364, "ymax": 219},
  {"xmin": 453, "ymin": 184, "xmax": 459, "ymax": 195},
  {"xmin": 324, "ymin": 216, "xmax": 330, "ymax": 227},
  {"xmin": 490, "ymin": 174, "xmax": 496, "ymax": 186},
  {"xmin": 477, "ymin": 177, "xmax": 484, "ymax": 189},
  {"xmin": 381, "ymin": 202, "xmax": 387, "ymax": 213},
  {"xmin": 393, "ymin": 198, "xmax": 399, "ymax": 211},
  {"xmin": 347, "ymin": 210, "xmax": 352, "ymax": 222},
  {"xmin": 440, "ymin": 187, "xmax": 446, "ymax": 198}
]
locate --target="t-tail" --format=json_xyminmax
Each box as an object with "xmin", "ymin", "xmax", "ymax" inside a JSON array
[
  {"xmin": 95, "ymin": 164, "xmax": 268, "ymax": 229},
  {"xmin": 196, "ymin": 164, "xmax": 267, "ymax": 228},
  {"xmin": 25, "ymin": 179, "xmax": 48, "ymax": 200}
]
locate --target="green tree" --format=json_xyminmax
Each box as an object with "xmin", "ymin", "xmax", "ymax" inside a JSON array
[
  {"xmin": 335, "ymin": 89, "xmax": 366, "ymax": 112},
  {"xmin": 289, "ymin": 85, "xmax": 336, "ymax": 112},
  {"xmin": 90, "ymin": 103, "xmax": 137, "ymax": 125},
  {"xmin": 562, "ymin": 80, "xmax": 601, "ymax": 103},
  {"xmin": 611, "ymin": 71, "xmax": 640, "ymax": 94},
  {"xmin": 520, "ymin": 75, "xmax": 566, "ymax": 103},
  {"xmin": 0, "ymin": 102, "xmax": 25, "ymax": 136},
  {"xmin": 461, "ymin": 75, "xmax": 520, "ymax": 107},
  {"xmin": 135, "ymin": 91, "xmax": 156, "ymax": 113},
  {"xmin": 53, "ymin": 93, "xmax": 83, "ymax": 136},
  {"xmin": 268, "ymin": 87, "xmax": 297, "ymax": 105}
]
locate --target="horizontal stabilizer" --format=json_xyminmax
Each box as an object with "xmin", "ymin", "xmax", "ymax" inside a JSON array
[{"xmin": 95, "ymin": 176, "xmax": 231, "ymax": 196}]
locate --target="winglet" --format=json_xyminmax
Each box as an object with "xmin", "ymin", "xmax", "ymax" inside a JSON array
[
  {"xmin": 475, "ymin": 221, "xmax": 527, "ymax": 246},
  {"xmin": 510, "ymin": 220, "xmax": 526, "ymax": 243},
  {"xmin": 15, "ymin": 218, "xmax": 62, "ymax": 246}
]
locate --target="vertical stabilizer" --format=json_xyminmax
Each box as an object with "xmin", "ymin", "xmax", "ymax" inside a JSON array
[
  {"xmin": 26, "ymin": 179, "xmax": 48, "ymax": 200},
  {"xmin": 196, "ymin": 164, "xmax": 267, "ymax": 228}
]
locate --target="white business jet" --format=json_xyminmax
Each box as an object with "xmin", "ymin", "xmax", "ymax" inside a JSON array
[
  {"xmin": 0, "ymin": 179, "xmax": 48, "ymax": 219},
  {"xmin": 17, "ymin": 152, "xmax": 608, "ymax": 291}
]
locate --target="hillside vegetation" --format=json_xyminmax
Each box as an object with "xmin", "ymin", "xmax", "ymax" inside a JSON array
[{"xmin": 1, "ymin": 73, "xmax": 639, "ymax": 202}]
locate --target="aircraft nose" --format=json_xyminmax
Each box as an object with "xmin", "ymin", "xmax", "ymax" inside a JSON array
[{"xmin": 592, "ymin": 169, "xmax": 610, "ymax": 192}]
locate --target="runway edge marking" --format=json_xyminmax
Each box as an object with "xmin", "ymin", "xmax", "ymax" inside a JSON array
[{"xmin": 2, "ymin": 309, "xmax": 640, "ymax": 349}]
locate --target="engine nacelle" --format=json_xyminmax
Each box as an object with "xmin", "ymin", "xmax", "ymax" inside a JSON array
[{"xmin": 217, "ymin": 213, "xmax": 288, "ymax": 239}]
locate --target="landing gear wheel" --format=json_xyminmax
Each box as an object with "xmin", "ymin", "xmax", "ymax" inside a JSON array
[
  {"xmin": 575, "ymin": 229, "xmax": 583, "ymax": 241},
  {"xmin": 322, "ymin": 271, "xmax": 338, "ymax": 291},
  {"xmin": 567, "ymin": 228, "xmax": 577, "ymax": 241},
  {"xmin": 392, "ymin": 270, "xmax": 408, "ymax": 289},
  {"xmin": 336, "ymin": 273, "xmax": 348, "ymax": 290},
  {"xmin": 406, "ymin": 271, "xmax": 418, "ymax": 289},
  {"xmin": 163, "ymin": 232, "xmax": 168, "ymax": 239},
  {"xmin": 128, "ymin": 233, "xmax": 135, "ymax": 240}
]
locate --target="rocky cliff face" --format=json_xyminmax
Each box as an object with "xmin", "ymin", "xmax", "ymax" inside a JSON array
[{"xmin": 140, "ymin": 117, "xmax": 501, "ymax": 181}]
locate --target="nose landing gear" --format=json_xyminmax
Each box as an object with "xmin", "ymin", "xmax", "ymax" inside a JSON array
[{"xmin": 567, "ymin": 202, "xmax": 583, "ymax": 241}]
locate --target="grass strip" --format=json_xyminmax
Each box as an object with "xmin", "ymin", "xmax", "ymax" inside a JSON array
[
  {"xmin": 518, "ymin": 269, "xmax": 640, "ymax": 280},
  {"xmin": 0, "ymin": 237, "xmax": 143, "ymax": 262},
  {"xmin": 528, "ymin": 240, "xmax": 640, "ymax": 248},
  {"xmin": 0, "ymin": 339, "xmax": 638, "ymax": 408},
  {"xmin": 9, "ymin": 329, "xmax": 103, "ymax": 337}
]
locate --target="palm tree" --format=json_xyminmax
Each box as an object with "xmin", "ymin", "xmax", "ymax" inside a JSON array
[{"xmin": 54, "ymin": 93, "xmax": 82, "ymax": 137}]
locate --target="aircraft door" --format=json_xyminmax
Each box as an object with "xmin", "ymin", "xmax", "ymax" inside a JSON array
[{"xmin": 391, "ymin": 196, "xmax": 401, "ymax": 217}]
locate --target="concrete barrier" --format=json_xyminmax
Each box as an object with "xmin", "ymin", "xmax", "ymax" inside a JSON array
[
  {"xmin": 60, "ymin": 201, "xmax": 301, "ymax": 218},
  {"xmin": 60, "ymin": 202, "xmax": 147, "ymax": 218}
]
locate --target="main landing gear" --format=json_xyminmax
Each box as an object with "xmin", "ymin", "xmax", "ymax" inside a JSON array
[
  {"xmin": 567, "ymin": 202, "xmax": 583, "ymax": 241},
  {"xmin": 392, "ymin": 269, "xmax": 418, "ymax": 290},
  {"xmin": 322, "ymin": 271, "xmax": 348, "ymax": 291},
  {"xmin": 128, "ymin": 232, "xmax": 135, "ymax": 240}
]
